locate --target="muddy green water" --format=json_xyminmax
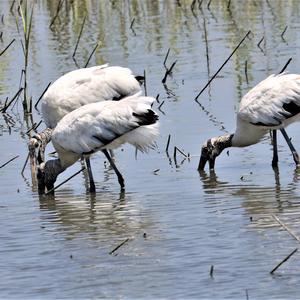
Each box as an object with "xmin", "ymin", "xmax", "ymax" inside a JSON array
[{"xmin": 1, "ymin": 0, "xmax": 300, "ymax": 298}]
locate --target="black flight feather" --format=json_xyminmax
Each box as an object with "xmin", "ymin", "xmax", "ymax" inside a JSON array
[{"xmin": 133, "ymin": 109, "xmax": 158, "ymax": 126}]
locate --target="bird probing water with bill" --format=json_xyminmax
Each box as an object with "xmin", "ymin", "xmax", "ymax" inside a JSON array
[
  {"xmin": 37, "ymin": 93, "xmax": 159, "ymax": 194},
  {"xmin": 29, "ymin": 64, "xmax": 145, "ymax": 192},
  {"xmin": 198, "ymin": 73, "xmax": 300, "ymax": 171}
]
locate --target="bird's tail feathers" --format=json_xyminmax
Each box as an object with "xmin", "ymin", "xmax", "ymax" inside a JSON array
[
  {"xmin": 133, "ymin": 109, "xmax": 158, "ymax": 126},
  {"xmin": 126, "ymin": 122, "xmax": 159, "ymax": 153},
  {"xmin": 135, "ymin": 75, "xmax": 145, "ymax": 85}
]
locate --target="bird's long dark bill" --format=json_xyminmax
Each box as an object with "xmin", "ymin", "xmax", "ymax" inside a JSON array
[
  {"xmin": 37, "ymin": 180, "xmax": 46, "ymax": 195},
  {"xmin": 198, "ymin": 156, "xmax": 216, "ymax": 170},
  {"xmin": 198, "ymin": 155, "xmax": 208, "ymax": 170},
  {"xmin": 37, "ymin": 168, "xmax": 46, "ymax": 195},
  {"xmin": 209, "ymin": 157, "xmax": 216, "ymax": 170},
  {"xmin": 29, "ymin": 151, "xmax": 37, "ymax": 182}
]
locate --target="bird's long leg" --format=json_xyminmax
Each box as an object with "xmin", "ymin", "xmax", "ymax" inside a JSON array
[
  {"xmin": 272, "ymin": 130, "xmax": 279, "ymax": 168},
  {"xmin": 280, "ymin": 128, "xmax": 300, "ymax": 165},
  {"xmin": 109, "ymin": 149, "xmax": 115, "ymax": 160},
  {"xmin": 85, "ymin": 157, "xmax": 96, "ymax": 193},
  {"xmin": 102, "ymin": 149, "xmax": 125, "ymax": 190}
]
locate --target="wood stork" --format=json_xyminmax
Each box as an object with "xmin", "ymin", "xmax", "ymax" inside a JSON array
[
  {"xmin": 37, "ymin": 94, "xmax": 159, "ymax": 194},
  {"xmin": 198, "ymin": 73, "xmax": 300, "ymax": 170},
  {"xmin": 29, "ymin": 64, "xmax": 144, "ymax": 191}
]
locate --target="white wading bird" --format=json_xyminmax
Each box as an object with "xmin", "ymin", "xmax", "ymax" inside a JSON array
[
  {"xmin": 29, "ymin": 64, "xmax": 144, "ymax": 191},
  {"xmin": 198, "ymin": 73, "xmax": 300, "ymax": 170},
  {"xmin": 37, "ymin": 94, "xmax": 159, "ymax": 194}
]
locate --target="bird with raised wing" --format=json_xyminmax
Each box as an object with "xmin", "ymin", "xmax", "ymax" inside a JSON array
[
  {"xmin": 29, "ymin": 64, "xmax": 144, "ymax": 190},
  {"xmin": 37, "ymin": 94, "xmax": 159, "ymax": 194},
  {"xmin": 198, "ymin": 73, "xmax": 300, "ymax": 170}
]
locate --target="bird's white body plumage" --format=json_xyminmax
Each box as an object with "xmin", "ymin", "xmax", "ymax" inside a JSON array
[
  {"xmin": 52, "ymin": 94, "xmax": 159, "ymax": 169},
  {"xmin": 41, "ymin": 64, "xmax": 142, "ymax": 128},
  {"xmin": 233, "ymin": 73, "xmax": 300, "ymax": 146},
  {"xmin": 199, "ymin": 73, "xmax": 300, "ymax": 170}
]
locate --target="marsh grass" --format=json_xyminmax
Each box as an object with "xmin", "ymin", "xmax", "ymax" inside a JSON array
[{"xmin": 15, "ymin": 0, "xmax": 34, "ymax": 114}]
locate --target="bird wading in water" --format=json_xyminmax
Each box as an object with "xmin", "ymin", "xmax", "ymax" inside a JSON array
[
  {"xmin": 29, "ymin": 64, "xmax": 144, "ymax": 191},
  {"xmin": 37, "ymin": 94, "xmax": 159, "ymax": 194},
  {"xmin": 198, "ymin": 73, "xmax": 300, "ymax": 171}
]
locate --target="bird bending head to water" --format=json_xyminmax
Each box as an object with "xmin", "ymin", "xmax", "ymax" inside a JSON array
[
  {"xmin": 199, "ymin": 73, "xmax": 300, "ymax": 171},
  {"xmin": 37, "ymin": 93, "xmax": 159, "ymax": 194},
  {"xmin": 198, "ymin": 134, "xmax": 233, "ymax": 170},
  {"xmin": 29, "ymin": 64, "xmax": 144, "ymax": 182}
]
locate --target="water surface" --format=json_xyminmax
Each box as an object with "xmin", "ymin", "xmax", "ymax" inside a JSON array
[{"xmin": 1, "ymin": 0, "xmax": 300, "ymax": 298}]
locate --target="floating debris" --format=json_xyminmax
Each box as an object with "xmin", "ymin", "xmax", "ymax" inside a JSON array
[
  {"xmin": 0, "ymin": 155, "xmax": 19, "ymax": 169},
  {"xmin": 0, "ymin": 38, "xmax": 15, "ymax": 56},
  {"xmin": 270, "ymin": 248, "xmax": 298, "ymax": 274},
  {"xmin": 210, "ymin": 265, "xmax": 214, "ymax": 277},
  {"xmin": 279, "ymin": 57, "xmax": 292, "ymax": 74},
  {"xmin": 109, "ymin": 238, "xmax": 130, "ymax": 255},
  {"xmin": 165, "ymin": 134, "xmax": 171, "ymax": 153},
  {"xmin": 281, "ymin": 25, "xmax": 288, "ymax": 40}
]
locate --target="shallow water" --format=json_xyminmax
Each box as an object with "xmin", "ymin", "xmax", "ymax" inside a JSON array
[{"xmin": 1, "ymin": 0, "xmax": 300, "ymax": 298}]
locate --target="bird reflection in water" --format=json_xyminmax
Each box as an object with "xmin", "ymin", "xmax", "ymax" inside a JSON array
[
  {"xmin": 37, "ymin": 186, "xmax": 147, "ymax": 242},
  {"xmin": 198, "ymin": 168, "xmax": 300, "ymax": 229}
]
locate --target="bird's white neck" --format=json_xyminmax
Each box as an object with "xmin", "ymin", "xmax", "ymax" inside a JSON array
[
  {"xmin": 231, "ymin": 120, "xmax": 267, "ymax": 147},
  {"xmin": 231, "ymin": 130, "xmax": 267, "ymax": 147}
]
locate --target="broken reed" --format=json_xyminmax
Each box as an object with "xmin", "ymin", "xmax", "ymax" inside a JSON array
[
  {"xmin": 0, "ymin": 155, "xmax": 19, "ymax": 169},
  {"xmin": 84, "ymin": 42, "xmax": 99, "ymax": 68},
  {"xmin": 45, "ymin": 167, "xmax": 86, "ymax": 195},
  {"xmin": 279, "ymin": 58, "xmax": 292, "ymax": 74},
  {"xmin": 73, "ymin": 14, "xmax": 86, "ymax": 58},
  {"xmin": 109, "ymin": 238, "xmax": 130, "ymax": 255},
  {"xmin": 16, "ymin": 0, "xmax": 34, "ymax": 113},
  {"xmin": 0, "ymin": 39, "xmax": 15, "ymax": 56},
  {"xmin": 165, "ymin": 134, "xmax": 171, "ymax": 153},
  {"xmin": 0, "ymin": 88, "xmax": 23, "ymax": 113},
  {"xmin": 130, "ymin": 18, "xmax": 135, "ymax": 29},
  {"xmin": 257, "ymin": 36, "xmax": 264, "ymax": 52},
  {"xmin": 162, "ymin": 60, "xmax": 177, "ymax": 84},
  {"xmin": 129, "ymin": 17, "xmax": 136, "ymax": 36},
  {"xmin": 195, "ymin": 30, "xmax": 251, "ymax": 101},
  {"xmin": 270, "ymin": 248, "xmax": 298, "ymax": 274},
  {"xmin": 49, "ymin": 0, "xmax": 64, "ymax": 29},
  {"xmin": 281, "ymin": 25, "xmax": 288, "ymax": 40},
  {"xmin": 34, "ymin": 82, "xmax": 51, "ymax": 110}
]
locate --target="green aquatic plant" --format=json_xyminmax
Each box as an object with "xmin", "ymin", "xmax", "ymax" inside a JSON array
[{"xmin": 15, "ymin": 0, "xmax": 34, "ymax": 113}]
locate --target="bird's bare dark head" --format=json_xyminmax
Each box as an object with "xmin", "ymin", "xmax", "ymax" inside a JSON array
[{"xmin": 198, "ymin": 134, "xmax": 233, "ymax": 171}]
